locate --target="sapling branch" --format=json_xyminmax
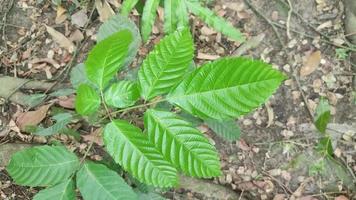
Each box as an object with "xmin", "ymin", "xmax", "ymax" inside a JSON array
[{"xmin": 98, "ymin": 97, "xmax": 167, "ymax": 123}]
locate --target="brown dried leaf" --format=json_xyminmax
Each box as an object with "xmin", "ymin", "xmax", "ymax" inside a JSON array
[
  {"xmin": 197, "ymin": 52, "xmax": 220, "ymax": 60},
  {"xmin": 335, "ymin": 195, "xmax": 349, "ymax": 200},
  {"xmin": 69, "ymin": 29, "xmax": 84, "ymax": 42},
  {"xmin": 46, "ymin": 26, "xmax": 75, "ymax": 53},
  {"xmin": 300, "ymin": 51, "xmax": 321, "ymax": 77},
  {"xmin": 55, "ymin": 6, "xmax": 67, "ymax": 24},
  {"xmin": 82, "ymin": 128, "xmax": 103, "ymax": 146},
  {"xmin": 58, "ymin": 96, "xmax": 75, "ymax": 109},
  {"xmin": 71, "ymin": 10, "xmax": 88, "ymax": 28},
  {"xmin": 16, "ymin": 104, "xmax": 51, "ymax": 131},
  {"xmin": 95, "ymin": 0, "xmax": 115, "ymax": 22}
]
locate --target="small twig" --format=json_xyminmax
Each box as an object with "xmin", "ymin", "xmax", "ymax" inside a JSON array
[
  {"xmin": 80, "ymin": 141, "xmax": 94, "ymax": 164},
  {"xmin": 101, "ymin": 91, "xmax": 113, "ymax": 121},
  {"xmin": 5, "ymin": 80, "xmax": 31, "ymax": 103},
  {"xmin": 1, "ymin": 0, "xmax": 15, "ymax": 50},
  {"xmin": 286, "ymin": 0, "xmax": 292, "ymax": 39},
  {"xmin": 0, "ymin": 22, "xmax": 26, "ymax": 29},
  {"xmin": 271, "ymin": 21, "xmax": 356, "ymax": 51},
  {"xmin": 238, "ymin": 190, "xmax": 244, "ymax": 200},
  {"xmin": 262, "ymin": 170, "xmax": 293, "ymax": 194},
  {"xmin": 244, "ymin": 0, "xmax": 285, "ymax": 49},
  {"xmin": 98, "ymin": 98, "xmax": 166, "ymax": 124},
  {"xmin": 293, "ymin": 74, "xmax": 315, "ymax": 120}
]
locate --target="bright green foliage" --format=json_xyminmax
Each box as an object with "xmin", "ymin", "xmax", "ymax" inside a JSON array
[
  {"xmin": 7, "ymin": 20, "xmax": 285, "ymax": 198},
  {"xmin": 144, "ymin": 109, "xmax": 221, "ymax": 177},
  {"xmin": 176, "ymin": 0, "xmax": 189, "ymax": 29},
  {"xmin": 119, "ymin": 0, "xmax": 245, "ymax": 42},
  {"xmin": 205, "ymin": 119, "xmax": 240, "ymax": 141},
  {"xmin": 85, "ymin": 30, "xmax": 132, "ymax": 89},
  {"xmin": 167, "ymin": 57, "xmax": 286, "ymax": 120},
  {"xmin": 316, "ymin": 137, "xmax": 333, "ymax": 157},
  {"xmin": 185, "ymin": 1, "xmax": 245, "ymax": 42},
  {"xmin": 138, "ymin": 28, "xmax": 194, "ymax": 100},
  {"xmin": 121, "ymin": 0, "xmax": 139, "ymax": 16},
  {"xmin": 97, "ymin": 14, "xmax": 141, "ymax": 68},
  {"xmin": 103, "ymin": 120, "xmax": 178, "ymax": 187},
  {"xmin": 77, "ymin": 162, "xmax": 137, "ymax": 200},
  {"xmin": 75, "ymin": 84, "xmax": 101, "ymax": 115},
  {"xmin": 7, "ymin": 146, "xmax": 79, "ymax": 186},
  {"xmin": 314, "ymin": 98, "xmax": 331, "ymax": 134},
  {"xmin": 141, "ymin": 0, "xmax": 160, "ymax": 42},
  {"xmin": 163, "ymin": 0, "xmax": 178, "ymax": 33},
  {"xmin": 34, "ymin": 113, "xmax": 72, "ymax": 136},
  {"xmin": 33, "ymin": 179, "xmax": 75, "ymax": 200},
  {"xmin": 104, "ymin": 81, "xmax": 140, "ymax": 108}
]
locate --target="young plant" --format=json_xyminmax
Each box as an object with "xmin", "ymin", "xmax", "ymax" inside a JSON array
[
  {"xmin": 6, "ymin": 16, "xmax": 285, "ymax": 198},
  {"xmin": 120, "ymin": 0, "xmax": 245, "ymax": 42}
]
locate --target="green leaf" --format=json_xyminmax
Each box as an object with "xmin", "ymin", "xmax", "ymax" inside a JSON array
[
  {"xmin": 176, "ymin": 0, "xmax": 189, "ymax": 29},
  {"xmin": 314, "ymin": 98, "xmax": 331, "ymax": 134},
  {"xmin": 141, "ymin": 0, "xmax": 160, "ymax": 42},
  {"xmin": 70, "ymin": 63, "xmax": 93, "ymax": 89},
  {"xmin": 34, "ymin": 113, "xmax": 73, "ymax": 136},
  {"xmin": 145, "ymin": 109, "xmax": 221, "ymax": 178},
  {"xmin": 33, "ymin": 179, "xmax": 75, "ymax": 200},
  {"xmin": 97, "ymin": 14, "xmax": 141, "ymax": 68},
  {"xmin": 85, "ymin": 30, "xmax": 132, "ymax": 89},
  {"xmin": 167, "ymin": 57, "xmax": 286, "ymax": 120},
  {"xmin": 77, "ymin": 162, "xmax": 137, "ymax": 200},
  {"xmin": 316, "ymin": 137, "xmax": 333, "ymax": 157},
  {"xmin": 163, "ymin": 0, "xmax": 177, "ymax": 33},
  {"xmin": 104, "ymin": 120, "xmax": 178, "ymax": 187},
  {"xmin": 186, "ymin": 0, "xmax": 245, "ymax": 42},
  {"xmin": 121, "ymin": 0, "xmax": 139, "ymax": 16},
  {"xmin": 6, "ymin": 146, "xmax": 79, "ymax": 186},
  {"xmin": 104, "ymin": 81, "xmax": 140, "ymax": 108},
  {"xmin": 138, "ymin": 29, "xmax": 194, "ymax": 100},
  {"xmin": 75, "ymin": 84, "xmax": 101, "ymax": 116},
  {"xmin": 205, "ymin": 119, "xmax": 240, "ymax": 141}
]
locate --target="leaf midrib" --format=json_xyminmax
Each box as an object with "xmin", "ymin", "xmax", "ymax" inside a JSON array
[
  {"xmin": 14, "ymin": 159, "xmax": 77, "ymax": 169},
  {"xmin": 168, "ymin": 76, "xmax": 283, "ymax": 101},
  {"xmin": 83, "ymin": 165, "xmax": 117, "ymax": 200},
  {"xmin": 145, "ymin": 34, "xmax": 192, "ymax": 98},
  {"xmin": 148, "ymin": 112, "xmax": 216, "ymax": 171},
  {"xmin": 111, "ymin": 123, "xmax": 173, "ymax": 180}
]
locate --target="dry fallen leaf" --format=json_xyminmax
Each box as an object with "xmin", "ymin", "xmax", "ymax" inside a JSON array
[
  {"xmin": 46, "ymin": 25, "xmax": 75, "ymax": 53},
  {"xmin": 16, "ymin": 104, "xmax": 51, "ymax": 131},
  {"xmin": 197, "ymin": 52, "xmax": 220, "ymax": 60},
  {"xmin": 82, "ymin": 128, "xmax": 103, "ymax": 146},
  {"xmin": 95, "ymin": 0, "xmax": 115, "ymax": 22},
  {"xmin": 55, "ymin": 6, "xmax": 67, "ymax": 24},
  {"xmin": 335, "ymin": 195, "xmax": 349, "ymax": 200},
  {"xmin": 71, "ymin": 9, "xmax": 88, "ymax": 28},
  {"xmin": 300, "ymin": 51, "xmax": 321, "ymax": 77},
  {"xmin": 58, "ymin": 96, "xmax": 75, "ymax": 109},
  {"xmin": 69, "ymin": 29, "xmax": 84, "ymax": 42}
]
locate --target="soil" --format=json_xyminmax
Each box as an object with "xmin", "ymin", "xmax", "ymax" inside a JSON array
[{"xmin": 0, "ymin": 0, "xmax": 355, "ymax": 199}]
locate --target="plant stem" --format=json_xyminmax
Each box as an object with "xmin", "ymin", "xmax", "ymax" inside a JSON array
[
  {"xmin": 98, "ymin": 98, "xmax": 167, "ymax": 123},
  {"xmin": 101, "ymin": 91, "xmax": 113, "ymax": 121}
]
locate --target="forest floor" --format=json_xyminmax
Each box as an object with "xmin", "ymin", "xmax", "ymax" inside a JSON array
[{"xmin": 0, "ymin": 0, "xmax": 355, "ymax": 199}]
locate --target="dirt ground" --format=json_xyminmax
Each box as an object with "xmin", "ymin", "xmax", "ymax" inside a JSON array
[{"xmin": 0, "ymin": 0, "xmax": 355, "ymax": 199}]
